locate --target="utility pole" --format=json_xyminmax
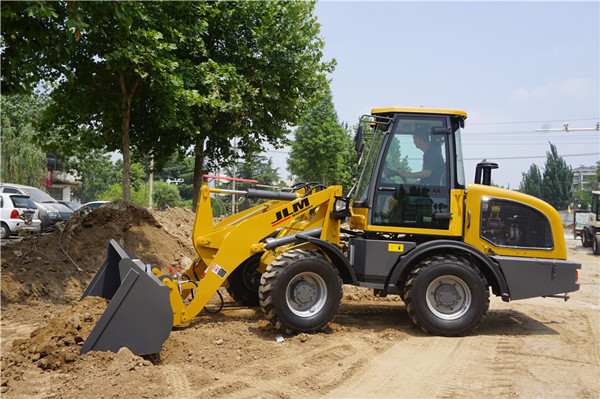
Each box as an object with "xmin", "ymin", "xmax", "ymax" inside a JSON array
[
  {"xmin": 148, "ymin": 156, "xmax": 154, "ymax": 209},
  {"xmin": 536, "ymin": 122, "xmax": 600, "ymax": 132},
  {"xmin": 231, "ymin": 137, "xmax": 237, "ymax": 215}
]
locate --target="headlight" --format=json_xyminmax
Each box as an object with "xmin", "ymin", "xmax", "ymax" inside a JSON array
[
  {"xmin": 334, "ymin": 197, "xmax": 351, "ymax": 213},
  {"xmin": 47, "ymin": 211, "xmax": 58, "ymax": 218}
]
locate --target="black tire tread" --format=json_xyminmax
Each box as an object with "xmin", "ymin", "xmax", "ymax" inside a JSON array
[
  {"xmin": 404, "ymin": 254, "xmax": 489, "ymax": 336},
  {"xmin": 258, "ymin": 249, "xmax": 342, "ymax": 334},
  {"xmin": 593, "ymin": 235, "xmax": 600, "ymax": 255}
]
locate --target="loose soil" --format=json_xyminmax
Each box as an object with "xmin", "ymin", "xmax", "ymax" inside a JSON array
[{"xmin": 1, "ymin": 202, "xmax": 598, "ymax": 398}]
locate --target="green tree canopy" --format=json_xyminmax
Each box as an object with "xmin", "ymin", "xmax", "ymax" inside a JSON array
[
  {"xmin": 219, "ymin": 155, "xmax": 281, "ymax": 212},
  {"xmin": 287, "ymin": 92, "xmax": 356, "ymax": 190},
  {"xmin": 152, "ymin": 181, "xmax": 182, "ymax": 210},
  {"xmin": 69, "ymin": 152, "xmax": 120, "ymax": 203},
  {"xmin": 541, "ymin": 143, "xmax": 573, "ymax": 210},
  {"xmin": 519, "ymin": 163, "xmax": 543, "ymax": 199},
  {"xmin": 152, "ymin": 156, "xmax": 195, "ymax": 203},
  {"xmin": 2, "ymin": 1, "xmax": 334, "ymax": 207},
  {"xmin": 230, "ymin": 155, "xmax": 280, "ymax": 188},
  {"xmin": 0, "ymin": 94, "xmax": 47, "ymax": 186},
  {"xmin": 572, "ymin": 177, "xmax": 594, "ymax": 209}
]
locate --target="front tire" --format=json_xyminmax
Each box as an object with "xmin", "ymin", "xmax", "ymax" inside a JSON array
[
  {"xmin": 259, "ymin": 249, "xmax": 342, "ymax": 334},
  {"xmin": 404, "ymin": 255, "xmax": 489, "ymax": 336}
]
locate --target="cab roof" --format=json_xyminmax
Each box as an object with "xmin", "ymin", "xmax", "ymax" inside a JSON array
[{"xmin": 371, "ymin": 107, "xmax": 467, "ymax": 118}]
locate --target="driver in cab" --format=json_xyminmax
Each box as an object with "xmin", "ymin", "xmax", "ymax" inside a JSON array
[{"xmin": 395, "ymin": 127, "xmax": 444, "ymax": 186}]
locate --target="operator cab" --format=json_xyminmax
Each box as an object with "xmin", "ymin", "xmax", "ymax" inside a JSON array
[{"xmin": 351, "ymin": 107, "xmax": 467, "ymax": 235}]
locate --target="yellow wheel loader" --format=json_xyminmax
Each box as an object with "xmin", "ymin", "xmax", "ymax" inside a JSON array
[{"xmin": 80, "ymin": 107, "xmax": 580, "ymax": 356}]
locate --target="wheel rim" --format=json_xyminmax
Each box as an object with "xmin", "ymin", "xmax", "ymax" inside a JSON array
[
  {"xmin": 425, "ymin": 275, "xmax": 472, "ymax": 320},
  {"xmin": 0, "ymin": 225, "xmax": 7, "ymax": 238},
  {"xmin": 286, "ymin": 272, "xmax": 328, "ymax": 318}
]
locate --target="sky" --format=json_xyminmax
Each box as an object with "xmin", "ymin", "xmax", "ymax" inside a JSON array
[{"xmin": 266, "ymin": 1, "xmax": 600, "ymax": 189}]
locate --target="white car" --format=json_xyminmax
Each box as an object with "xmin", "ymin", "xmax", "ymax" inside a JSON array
[
  {"xmin": 0, "ymin": 183, "xmax": 73, "ymax": 231},
  {"xmin": 0, "ymin": 193, "xmax": 42, "ymax": 238}
]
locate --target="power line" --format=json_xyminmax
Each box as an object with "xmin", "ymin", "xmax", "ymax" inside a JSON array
[
  {"xmin": 469, "ymin": 117, "xmax": 598, "ymax": 126},
  {"xmin": 463, "ymin": 140, "xmax": 599, "ymax": 147},
  {"xmin": 465, "ymin": 152, "xmax": 599, "ymax": 161},
  {"xmin": 463, "ymin": 129, "xmax": 599, "ymax": 136}
]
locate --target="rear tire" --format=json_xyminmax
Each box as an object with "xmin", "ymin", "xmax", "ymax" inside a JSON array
[
  {"xmin": 259, "ymin": 249, "xmax": 342, "ymax": 334},
  {"xmin": 226, "ymin": 253, "xmax": 262, "ymax": 307},
  {"xmin": 593, "ymin": 235, "xmax": 600, "ymax": 255},
  {"xmin": 404, "ymin": 254, "xmax": 489, "ymax": 336},
  {"xmin": 1, "ymin": 222, "xmax": 10, "ymax": 239},
  {"xmin": 582, "ymin": 230, "xmax": 592, "ymax": 247}
]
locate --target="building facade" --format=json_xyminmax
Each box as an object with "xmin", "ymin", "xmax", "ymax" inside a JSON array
[{"xmin": 572, "ymin": 163, "xmax": 599, "ymax": 191}]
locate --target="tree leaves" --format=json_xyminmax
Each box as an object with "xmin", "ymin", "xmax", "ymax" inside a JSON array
[
  {"xmin": 3, "ymin": 1, "xmax": 333, "ymax": 204},
  {"xmin": 519, "ymin": 142, "xmax": 573, "ymax": 210},
  {"xmin": 541, "ymin": 143, "xmax": 573, "ymax": 210},
  {"xmin": 519, "ymin": 163, "xmax": 543, "ymax": 199},
  {"xmin": 0, "ymin": 94, "xmax": 48, "ymax": 187},
  {"xmin": 287, "ymin": 91, "xmax": 358, "ymax": 191}
]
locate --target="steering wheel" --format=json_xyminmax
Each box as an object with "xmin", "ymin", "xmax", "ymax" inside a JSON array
[{"xmin": 382, "ymin": 167, "xmax": 407, "ymax": 183}]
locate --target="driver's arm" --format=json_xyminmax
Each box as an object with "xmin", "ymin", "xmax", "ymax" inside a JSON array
[{"xmin": 396, "ymin": 167, "xmax": 433, "ymax": 179}]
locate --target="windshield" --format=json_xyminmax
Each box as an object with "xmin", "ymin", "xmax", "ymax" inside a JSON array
[
  {"xmin": 382, "ymin": 117, "xmax": 447, "ymax": 186},
  {"xmin": 354, "ymin": 119, "xmax": 389, "ymax": 205},
  {"xmin": 20, "ymin": 187, "xmax": 56, "ymax": 203}
]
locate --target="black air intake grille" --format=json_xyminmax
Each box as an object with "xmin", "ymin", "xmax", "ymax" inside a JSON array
[{"xmin": 480, "ymin": 197, "xmax": 553, "ymax": 249}]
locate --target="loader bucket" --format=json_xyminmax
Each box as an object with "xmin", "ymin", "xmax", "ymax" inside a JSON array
[{"xmin": 80, "ymin": 239, "xmax": 173, "ymax": 356}]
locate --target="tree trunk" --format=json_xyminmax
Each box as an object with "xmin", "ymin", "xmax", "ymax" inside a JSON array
[
  {"xmin": 192, "ymin": 136, "xmax": 205, "ymax": 209},
  {"xmin": 119, "ymin": 74, "xmax": 142, "ymax": 202}
]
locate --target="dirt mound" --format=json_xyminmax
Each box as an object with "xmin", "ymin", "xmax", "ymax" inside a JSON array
[
  {"xmin": 0, "ymin": 201, "xmax": 196, "ymax": 304},
  {"xmin": 4, "ymin": 297, "xmax": 107, "ymax": 371},
  {"xmin": 150, "ymin": 206, "xmax": 196, "ymax": 249}
]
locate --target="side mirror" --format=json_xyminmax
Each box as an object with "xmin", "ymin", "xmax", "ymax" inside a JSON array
[
  {"xmin": 356, "ymin": 142, "xmax": 365, "ymax": 165},
  {"xmin": 354, "ymin": 124, "xmax": 364, "ymax": 151}
]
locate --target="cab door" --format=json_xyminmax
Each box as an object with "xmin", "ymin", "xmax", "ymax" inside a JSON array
[{"xmin": 368, "ymin": 116, "xmax": 463, "ymax": 236}]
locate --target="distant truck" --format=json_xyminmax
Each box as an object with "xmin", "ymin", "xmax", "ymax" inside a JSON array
[
  {"xmin": 573, "ymin": 210, "xmax": 591, "ymax": 240},
  {"xmin": 580, "ymin": 191, "xmax": 600, "ymax": 255}
]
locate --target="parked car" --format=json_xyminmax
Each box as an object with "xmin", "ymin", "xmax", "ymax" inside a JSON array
[
  {"xmin": 0, "ymin": 183, "xmax": 73, "ymax": 231},
  {"xmin": 0, "ymin": 193, "xmax": 42, "ymax": 238},
  {"xmin": 58, "ymin": 200, "xmax": 83, "ymax": 211},
  {"xmin": 83, "ymin": 201, "xmax": 110, "ymax": 210}
]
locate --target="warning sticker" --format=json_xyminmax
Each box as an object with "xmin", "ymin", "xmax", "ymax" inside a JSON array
[
  {"xmin": 211, "ymin": 264, "xmax": 228, "ymax": 279},
  {"xmin": 388, "ymin": 243, "xmax": 405, "ymax": 253}
]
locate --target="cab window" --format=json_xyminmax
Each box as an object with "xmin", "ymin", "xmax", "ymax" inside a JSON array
[{"xmin": 372, "ymin": 117, "xmax": 451, "ymax": 229}]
